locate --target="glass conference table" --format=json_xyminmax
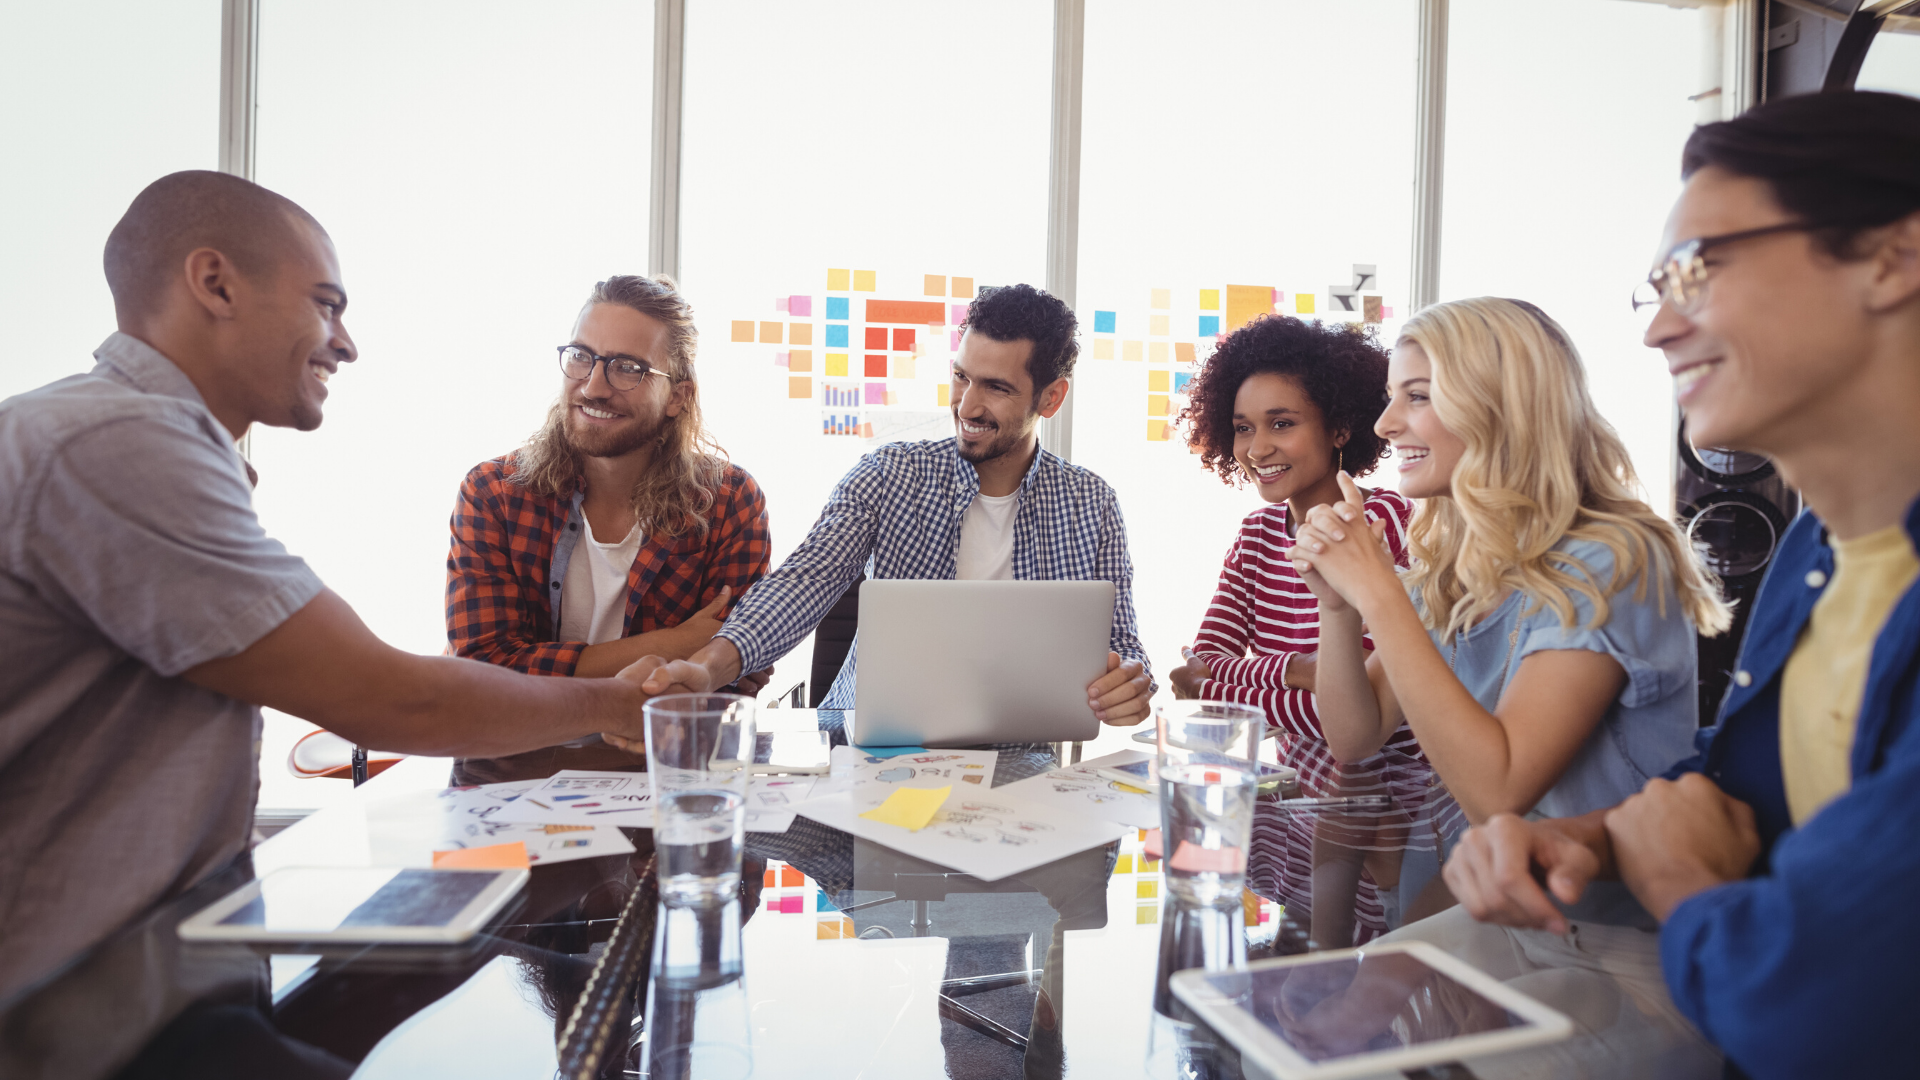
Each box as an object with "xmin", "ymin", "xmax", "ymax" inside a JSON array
[{"xmin": 7, "ymin": 710, "xmax": 1525, "ymax": 1080}]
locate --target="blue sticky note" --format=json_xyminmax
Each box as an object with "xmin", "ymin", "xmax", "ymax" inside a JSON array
[
  {"xmin": 818, "ymin": 890, "xmax": 837, "ymax": 912},
  {"xmin": 825, "ymin": 324, "xmax": 849, "ymax": 348},
  {"xmin": 1093, "ymin": 310, "xmax": 1116, "ymax": 334},
  {"xmin": 1198, "ymin": 315, "xmax": 1220, "ymax": 337},
  {"xmin": 826, "ymin": 296, "xmax": 850, "ymax": 321},
  {"xmin": 854, "ymin": 744, "xmax": 926, "ymax": 759},
  {"xmin": 1174, "ymin": 372, "xmax": 1192, "ymax": 392}
]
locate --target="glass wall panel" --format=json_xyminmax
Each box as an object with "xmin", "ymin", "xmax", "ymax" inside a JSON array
[
  {"xmin": 249, "ymin": 0, "xmax": 651, "ymax": 809},
  {"xmin": 678, "ymin": 0, "xmax": 1053, "ymax": 703},
  {"xmin": 1857, "ymin": 27, "xmax": 1920, "ymax": 97},
  {"xmin": 0, "ymin": 1, "xmax": 219, "ymax": 401}
]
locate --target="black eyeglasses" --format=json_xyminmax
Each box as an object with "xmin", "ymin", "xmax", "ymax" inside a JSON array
[
  {"xmin": 556, "ymin": 345, "xmax": 670, "ymax": 390},
  {"xmin": 1631, "ymin": 222, "xmax": 1824, "ymax": 317}
]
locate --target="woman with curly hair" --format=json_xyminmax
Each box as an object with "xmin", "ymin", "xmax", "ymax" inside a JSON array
[{"xmin": 1170, "ymin": 314, "xmax": 1441, "ymax": 948}]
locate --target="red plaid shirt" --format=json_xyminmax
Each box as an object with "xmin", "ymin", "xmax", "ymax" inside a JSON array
[{"xmin": 446, "ymin": 453, "xmax": 771, "ymax": 675}]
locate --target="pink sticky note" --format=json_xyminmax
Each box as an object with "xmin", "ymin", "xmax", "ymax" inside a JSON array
[
  {"xmin": 949, "ymin": 330, "xmax": 960, "ymax": 351},
  {"xmin": 864, "ymin": 381, "xmax": 886, "ymax": 405},
  {"xmin": 790, "ymin": 295, "xmax": 813, "ymax": 317},
  {"xmin": 776, "ymin": 895, "xmax": 804, "ymax": 914},
  {"xmin": 950, "ymin": 303, "xmax": 969, "ymax": 325},
  {"xmin": 775, "ymin": 351, "xmax": 789, "ymax": 368},
  {"xmin": 1383, "ymin": 306, "xmax": 1394, "ymax": 318},
  {"xmin": 1143, "ymin": 828, "xmax": 1163, "ymax": 860},
  {"xmin": 1169, "ymin": 841, "xmax": 1246, "ymax": 874},
  {"xmin": 775, "ymin": 297, "xmax": 788, "ymax": 313}
]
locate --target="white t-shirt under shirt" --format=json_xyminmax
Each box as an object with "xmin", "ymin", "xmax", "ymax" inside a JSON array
[
  {"xmin": 559, "ymin": 521, "xmax": 644, "ymax": 644},
  {"xmin": 955, "ymin": 491, "xmax": 1018, "ymax": 581}
]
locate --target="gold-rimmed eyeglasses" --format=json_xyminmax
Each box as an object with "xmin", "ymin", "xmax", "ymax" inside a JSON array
[{"xmin": 1631, "ymin": 222, "xmax": 1824, "ymax": 318}]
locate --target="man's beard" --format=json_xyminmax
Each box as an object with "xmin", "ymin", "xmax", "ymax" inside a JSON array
[
  {"xmin": 564, "ymin": 402, "xmax": 667, "ymax": 458},
  {"xmin": 952, "ymin": 409, "xmax": 1031, "ymax": 465}
]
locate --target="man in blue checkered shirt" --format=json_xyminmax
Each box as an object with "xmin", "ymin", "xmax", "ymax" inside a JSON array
[{"xmin": 619, "ymin": 283, "xmax": 1155, "ymax": 729}]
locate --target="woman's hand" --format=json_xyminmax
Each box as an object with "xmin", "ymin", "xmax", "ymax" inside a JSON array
[
  {"xmin": 1169, "ymin": 647, "xmax": 1213, "ymax": 700},
  {"xmin": 1291, "ymin": 473, "xmax": 1398, "ymax": 617}
]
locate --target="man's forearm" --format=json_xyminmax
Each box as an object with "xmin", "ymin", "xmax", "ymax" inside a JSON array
[{"xmin": 691, "ymin": 636, "xmax": 745, "ymax": 688}]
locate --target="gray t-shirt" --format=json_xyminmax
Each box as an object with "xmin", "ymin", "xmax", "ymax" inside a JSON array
[{"xmin": 0, "ymin": 333, "xmax": 323, "ymax": 1004}]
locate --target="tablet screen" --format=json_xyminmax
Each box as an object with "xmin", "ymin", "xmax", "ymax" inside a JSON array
[
  {"xmin": 219, "ymin": 868, "xmax": 498, "ymax": 933},
  {"xmin": 1201, "ymin": 951, "xmax": 1528, "ymax": 1063}
]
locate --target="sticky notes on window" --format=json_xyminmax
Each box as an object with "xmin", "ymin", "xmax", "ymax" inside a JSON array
[
  {"xmin": 760, "ymin": 321, "xmax": 783, "ymax": 344},
  {"xmin": 867, "ymin": 300, "xmax": 943, "ymax": 325},
  {"xmin": 950, "ymin": 303, "xmax": 969, "ymax": 326},
  {"xmin": 952, "ymin": 276, "xmax": 974, "ymax": 298},
  {"xmin": 1169, "ymin": 841, "xmax": 1246, "ymax": 873},
  {"xmin": 937, "ymin": 384, "xmax": 950, "ymax": 407},
  {"xmin": 731, "ymin": 320, "xmax": 754, "ymax": 343},
  {"xmin": 1175, "ymin": 343, "xmax": 1196, "ymax": 364},
  {"xmin": 1093, "ymin": 339, "xmax": 1114, "ymax": 360},
  {"xmin": 1383, "ymin": 306, "xmax": 1394, "ymax": 318},
  {"xmin": 892, "ymin": 328, "xmax": 915, "ymax": 352},
  {"xmin": 432, "ymin": 841, "xmax": 530, "ymax": 870},
  {"xmin": 1116, "ymin": 854, "xmax": 1135, "ymax": 873},
  {"xmin": 1148, "ymin": 394, "xmax": 1169, "ymax": 416},
  {"xmin": 1148, "ymin": 370, "xmax": 1170, "ymax": 392},
  {"xmin": 864, "ymin": 381, "xmax": 886, "ymax": 405},
  {"xmin": 924, "ymin": 274, "xmax": 946, "ymax": 296},
  {"xmin": 817, "ymin": 890, "xmax": 838, "ymax": 912},
  {"xmin": 858, "ymin": 785, "xmax": 951, "ymax": 831},
  {"xmin": 1147, "ymin": 419, "xmax": 1169, "ymax": 442},
  {"xmin": 1136, "ymin": 904, "xmax": 1160, "ymax": 925},
  {"xmin": 789, "ymin": 349, "xmax": 813, "ymax": 373},
  {"xmin": 1363, "ymin": 295, "xmax": 1383, "ymax": 324},
  {"xmin": 1136, "ymin": 879, "xmax": 1159, "ymax": 899},
  {"xmin": 1225, "ymin": 285, "xmax": 1276, "ymax": 334},
  {"xmin": 1295, "ymin": 293, "xmax": 1315, "ymax": 314},
  {"xmin": 826, "ymin": 353, "xmax": 849, "ymax": 377},
  {"xmin": 1353, "ymin": 264, "xmax": 1378, "ymax": 290},
  {"xmin": 788, "ymin": 376, "xmax": 811, "ymax": 399},
  {"xmin": 863, "ymin": 327, "xmax": 886, "ymax": 350},
  {"xmin": 775, "ymin": 297, "xmax": 788, "ymax": 313},
  {"xmin": 780, "ymin": 865, "xmax": 803, "ymax": 887},
  {"xmin": 1198, "ymin": 315, "xmax": 1220, "ymax": 338},
  {"xmin": 1173, "ymin": 371, "xmax": 1192, "ymax": 393},
  {"xmin": 1199, "ymin": 289, "xmax": 1220, "ymax": 311},
  {"xmin": 827, "ymin": 269, "xmax": 851, "ymax": 291},
  {"xmin": 1093, "ymin": 310, "xmax": 1117, "ymax": 334},
  {"xmin": 1242, "ymin": 889, "xmax": 1262, "ymax": 927},
  {"xmin": 790, "ymin": 295, "xmax": 813, "ymax": 317},
  {"xmin": 853, "ymin": 270, "xmax": 876, "ymax": 292},
  {"xmin": 1150, "ymin": 288, "xmax": 1171, "ymax": 309},
  {"xmin": 776, "ymin": 351, "xmax": 789, "ymax": 368},
  {"xmin": 1123, "ymin": 341, "xmax": 1143, "ymax": 363},
  {"xmin": 950, "ymin": 330, "xmax": 961, "ymax": 350},
  {"xmin": 790, "ymin": 323, "xmax": 813, "ymax": 346},
  {"xmin": 817, "ymin": 917, "xmax": 855, "ymax": 939},
  {"xmin": 1149, "ymin": 342, "xmax": 1169, "ymax": 364},
  {"xmin": 892, "ymin": 355, "xmax": 914, "ymax": 379},
  {"xmin": 826, "ymin": 324, "xmax": 849, "ymax": 349},
  {"xmin": 865, "ymin": 355, "xmax": 887, "ymax": 377},
  {"xmin": 773, "ymin": 895, "xmax": 805, "ymax": 914},
  {"xmin": 1150, "ymin": 314, "xmax": 1170, "ymax": 337},
  {"xmin": 826, "ymin": 296, "xmax": 850, "ymax": 321}
]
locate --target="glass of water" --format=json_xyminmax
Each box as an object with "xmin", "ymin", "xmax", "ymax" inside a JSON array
[
  {"xmin": 1155, "ymin": 700, "xmax": 1264, "ymax": 908},
  {"xmin": 644, "ymin": 693, "xmax": 756, "ymax": 908}
]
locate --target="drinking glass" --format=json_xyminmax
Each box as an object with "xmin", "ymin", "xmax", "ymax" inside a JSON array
[
  {"xmin": 643, "ymin": 693, "xmax": 755, "ymax": 908},
  {"xmin": 1155, "ymin": 700, "xmax": 1264, "ymax": 908}
]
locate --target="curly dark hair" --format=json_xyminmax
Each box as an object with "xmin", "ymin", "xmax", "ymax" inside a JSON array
[
  {"xmin": 961, "ymin": 283, "xmax": 1080, "ymax": 402},
  {"xmin": 1178, "ymin": 315, "xmax": 1392, "ymax": 485}
]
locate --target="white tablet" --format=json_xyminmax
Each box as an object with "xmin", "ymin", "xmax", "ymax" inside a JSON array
[
  {"xmin": 177, "ymin": 866, "xmax": 528, "ymax": 945},
  {"xmin": 1169, "ymin": 941, "xmax": 1573, "ymax": 1080}
]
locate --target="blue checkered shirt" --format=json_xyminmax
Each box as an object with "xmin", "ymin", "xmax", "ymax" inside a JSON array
[{"xmin": 718, "ymin": 437, "xmax": 1152, "ymax": 708}]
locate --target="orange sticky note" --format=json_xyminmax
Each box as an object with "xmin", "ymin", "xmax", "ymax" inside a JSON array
[
  {"xmin": 760, "ymin": 321, "xmax": 783, "ymax": 344},
  {"xmin": 788, "ymin": 376, "xmax": 812, "ymax": 399},
  {"xmin": 1169, "ymin": 841, "xmax": 1246, "ymax": 873},
  {"xmin": 731, "ymin": 320, "xmax": 755, "ymax": 343},
  {"xmin": 924, "ymin": 274, "xmax": 947, "ymax": 296},
  {"xmin": 1225, "ymin": 284, "xmax": 1275, "ymax": 333},
  {"xmin": 790, "ymin": 323, "xmax": 813, "ymax": 346},
  {"xmin": 789, "ymin": 349, "xmax": 813, "ymax": 373},
  {"xmin": 858, "ymin": 786, "xmax": 951, "ymax": 831},
  {"xmin": 1175, "ymin": 342, "xmax": 1196, "ymax": 364},
  {"xmin": 432, "ymin": 841, "xmax": 530, "ymax": 870},
  {"xmin": 951, "ymin": 276, "xmax": 975, "ymax": 298}
]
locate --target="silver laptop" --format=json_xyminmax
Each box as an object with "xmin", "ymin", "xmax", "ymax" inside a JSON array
[{"xmin": 852, "ymin": 579, "xmax": 1114, "ymax": 747}]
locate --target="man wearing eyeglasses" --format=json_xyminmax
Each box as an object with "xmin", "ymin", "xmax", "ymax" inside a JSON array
[
  {"xmin": 445, "ymin": 275, "xmax": 773, "ymax": 694},
  {"xmin": 1440, "ymin": 91, "xmax": 1920, "ymax": 1079}
]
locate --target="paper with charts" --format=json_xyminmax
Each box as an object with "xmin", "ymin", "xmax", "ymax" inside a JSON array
[
  {"xmin": 798, "ymin": 785, "xmax": 1125, "ymax": 882},
  {"xmin": 433, "ymin": 780, "xmax": 635, "ymax": 866},
  {"xmin": 814, "ymin": 745, "xmax": 999, "ymax": 793},
  {"xmin": 489, "ymin": 770, "xmax": 815, "ymax": 833},
  {"xmin": 997, "ymin": 749, "xmax": 1162, "ymax": 830}
]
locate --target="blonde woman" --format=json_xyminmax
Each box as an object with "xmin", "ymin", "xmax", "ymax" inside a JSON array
[{"xmin": 1289, "ymin": 296, "xmax": 1729, "ymax": 1076}]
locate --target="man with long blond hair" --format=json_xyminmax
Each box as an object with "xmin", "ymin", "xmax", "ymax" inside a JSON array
[{"xmin": 446, "ymin": 275, "xmax": 772, "ymax": 689}]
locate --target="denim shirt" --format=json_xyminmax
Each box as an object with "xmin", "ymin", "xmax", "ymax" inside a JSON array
[{"xmin": 1659, "ymin": 501, "xmax": 1920, "ymax": 1080}]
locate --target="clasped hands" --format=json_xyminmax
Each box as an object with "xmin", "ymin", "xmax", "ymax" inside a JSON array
[{"xmin": 1288, "ymin": 472, "xmax": 1399, "ymax": 616}]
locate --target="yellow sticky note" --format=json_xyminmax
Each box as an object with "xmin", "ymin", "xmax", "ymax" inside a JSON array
[
  {"xmin": 1137, "ymin": 879, "xmax": 1159, "ymax": 899},
  {"xmin": 1148, "ymin": 394, "xmax": 1170, "ymax": 417},
  {"xmin": 1199, "ymin": 289, "xmax": 1220, "ymax": 311},
  {"xmin": 788, "ymin": 376, "xmax": 812, "ymax": 399},
  {"xmin": 1092, "ymin": 339, "xmax": 1114, "ymax": 360},
  {"xmin": 859, "ymin": 786, "xmax": 951, "ymax": 831},
  {"xmin": 789, "ymin": 349, "xmax": 813, "ymax": 372},
  {"xmin": 1150, "ymin": 314, "xmax": 1169, "ymax": 337},
  {"xmin": 1147, "ymin": 419, "xmax": 1169, "ymax": 441},
  {"xmin": 1136, "ymin": 904, "xmax": 1160, "ymax": 925},
  {"xmin": 1150, "ymin": 288, "xmax": 1171, "ymax": 310},
  {"xmin": 937, "ymin": 384, "xmax": 951, "ymax": 407},
  {"xmin": 894, "ymin": 355, "xmax": 916, "ymax": 380},
  {"xmin": 790, "ymin": 323, "xmax": 813, "ymax": 346},
  {"xmin": 827, "ymin": 268, "xmax": 851, "ymax": 291},
  {"xmin": 1295, "ymin": 293, "xmax": 1315, "ymax": 314},
  {"xmin": 852, "ymin": 269, "xmax": 877, "ymax": 292},
  {"xmin": 826, "ymin": 353, "xmax": 849, "ymax": 377},
  {"xmin": 1242, "ymin": 888, "xmax": 1262, "ymax": 927},
  {"xmin": 731, "ymin": 320, "xmax": 755, "ymax": 343},
  {"xmin": 1148, "ymin": 370, "xmax": 1170, "ymax": 392},
  {"xmin": 432, "ymin": 841, "xmax": 529, "ymax": 870},
  {"xmin": 760, "ymin": 321, "xmax": 783, "ymax": 344},
  {"xmin": 924, "ymin": 274, "xmax": 947, "ymax": 296},
  {"xmin": 951, "ymin": 276, "xmax": 975, "ymax": 298},
  {"xmin": 1149, "ymin": 342, "xmax": 1169, "ymax": 364},
  {"xmin": 1123, "ymin": 340, "xmax": 1143, "ymax": 363},
  {"xmin": 1116, "ymin": 854, "xmax": 1134, "ymax": 873}
]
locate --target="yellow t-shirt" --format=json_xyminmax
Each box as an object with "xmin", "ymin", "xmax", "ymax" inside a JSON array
[{"xmin": 1779, "ymin": 524, "xmax": 1920, "ymax": 825}]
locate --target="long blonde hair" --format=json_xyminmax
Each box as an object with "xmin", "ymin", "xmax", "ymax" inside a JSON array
[
  {"xmin": 1398, "ymin": 297, "xmax": 1730, "ymax": 642},
  {"xmin": 513, "ymin": 275, "xmax": 728, "ymax": 539}
]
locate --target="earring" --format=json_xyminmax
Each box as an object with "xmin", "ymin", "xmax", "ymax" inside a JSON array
[{"xmin": 1336, "ymin": 445, "xmax": 1345, "ymax": 473}]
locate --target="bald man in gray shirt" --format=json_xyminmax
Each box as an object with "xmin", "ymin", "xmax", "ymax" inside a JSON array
[{"xmin": 0, "ymin": 172, "xmax": 670, "ymax": 1006}]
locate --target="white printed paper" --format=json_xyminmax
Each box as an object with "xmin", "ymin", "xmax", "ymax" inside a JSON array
[
  {"xmin": 743, "ymin": 777, "xmax": 818, "ymax": 834},
  {"xmin": 432, "ymin": 780, "xmax": 635, "ymax": 866},
  {"xmin": 997, "ymin": 749, "xmax": 1162, "ymax": 830},
  {"xmin": 489, "ymin": 770, "xmax": 815, "ymax": 834},
  {"xmin": 797, "ymin": 788, "xmax": 1125, "ymax": 882}
]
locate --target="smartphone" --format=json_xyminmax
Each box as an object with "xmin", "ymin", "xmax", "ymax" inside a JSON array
[{"xmin": 749, "ymin": 730, "xmax": 832, "ymax": 775}]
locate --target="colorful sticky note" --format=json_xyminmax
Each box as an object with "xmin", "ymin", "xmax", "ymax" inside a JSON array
[
  {"xmin": 867, "ymin": 299, "xmax": 944, "ymax": 325},
  {"xmin": 790, "ymin": 295, "xmax": 813, "ymax": 317},
  {"xmin": 864, "ymin": 381, "xmax": 886, "ymax": 405},
  {"xmin": 950, "ymin": 303, "xmax": 969, "ymax": 326},
  {"xmin": 864, "ymin": 326, "xmax": 887, "ymax": 350},
  {"xmin": 1175, "ymin": 343, "xmax": 1196, "ymax": 364},
  {"xmin": 1149, "ymin": 342, "xmax": 1169, "ymax": 364},
  {"xmin": 827, "ymin": 269, "xmax": 851, "ymax": 291},
  {"xmin": 1136, "ymin": 879, "xmax": 1159, "ymax": 899},
  {"xmin": 776, "ymin": 895, "xmax": 805, "ymax": 914},
  {"xmin": 937, "ymin": 384, "xmax": 950, "ymax": 407},
  {"xmin": 1197, "ymin": 315, "xmax": 1220, "ymax": 338},
  {"xmin": 1116, "ymin": 854, "xmax": 1135, "ymax": 873},
  {"xmin": 1383, "ymin": 306, "xmax": 1395, "ymax": 319},
  {"xmin": 731, "ymin": 320, "xmax": 754, "ymax": 343},
  {"xmin": 1150, "ymin": 288, "xmax": 1171, "ymax": 310},
  {"xmin": 764, "ymin": 868, "xmax": 778, "ymax": 888},
  {"xmin": 1242, "ymin": 889, "xmax": 1262, "ymax": 928},
  {"xmin": 1147, "ymin": 419, "xmax": 1169, "ymax": 441},
  {"xmin": 760, "ymin": 321, "xmax": 783, "ymax": 344},
  {"xmin": 826, "ymin": 296, "xmax": 850, "ymax": 321},
  {"xmin": 790, "ymin": 323, "xmax": 813, "ymax": 346},
  {"xmin": 1092, "ymin": 339, "xmax": 1114, "ymax": 360},
  {"xmin": 1225, "ymin": 284, "xmax": 1276, "ymax": 334},
  {"xmin": 1136, "ymin": 905, "xmax": 1160, "ymax": 925},
  {"xmin": 1199, "ymin": 289, "xmax": 1220, "ymax": 311},
  {"xmin": 1093, "ymin": 310, "xmax": 1117, "ymax": 334},
  {"xmin": 951, "ymin": 276, "xmax": 974, "ymax": 298},
  {"xmin": 924, "ymin": 274, "xmax": 946, "ymax": 296},
  {"xmin": 817, "ymin": 890, "xmax": 838, "ymax": 912},
  {"xmin": 894, "ymin": 355, "xmax": 916, "ymax": 379},
  {"xmin": 1295, "ymin": 293, "xmax": 1315, "ymax": 314},
  {"xmin": 1169, "ymin": 841, "xmax": 1246, "ymax": 873},
  {"xmin": 780, "ymin": 866, "xmax": 804, "ymax": 887},
  {"xmin": 789, "ymin": 376, "xmax": 811, "ymax": 398},
  {"xmin": 1150, "ymin": 314, "xmax": 1170, "ymax": 337},
  {"xmin": 1147, "ymin": 370, "xmax": 1170, "ymax": 392},
  {"xmin": 775, "ymin": 351, "xmax": 789, "ymax": 368},
  {"xmin": 864, "ymin": 355, "xmax": 887, "ymax": 377},
  {"xmin": 826, "ymin": 353, "xmax": 849, "ymax": 377},
  {"xmin": 950, "ymin": 330, "xmax": 961, "ymax": 351},
  {"xmin": 1363, "ymin": 295, "xmax": 1383, "ymax": 324},
  {"xmin": 1148, "ymin": 394, "xmax": 1169, "ymax": 417},
  {"xmin": 858, "ymin": 785, "xmax": 952, "ymax": 831},
  {"xmin": 825, "ymin": 324, "xmax": 849, "ymax": 348},
  {"xmin": 432, "ymin": 841, "xmax": 530, "ymax": 870},
  {"xmin": 817, "ymin": 917, "xmax": 855, "ymax": 940},
  {"xmin": 852, "ymin": 269, "xmax": 877, "ymax": 292},
  {"xmin": 1123, "ymin": 340, "xmax": 1143, "ymax": 362},
  {"xmin": 775, "ymin": 297, "xmax": 788, "ymax": 313},
  {"xmin": 892, "ymin": 328, "xmax": 915, "ymax": 352},
  {"xmin": 1173, "ymin": 371, "xmax": 1192, "ymax": 393},
  {"xmin": 1143, "ymin": 828, "xmax": 1163, "ymax": 858}
]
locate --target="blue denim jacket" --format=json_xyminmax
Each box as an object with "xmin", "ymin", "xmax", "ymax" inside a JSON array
[{"xmin": 1660, "ymin": 499, "xmax": 1920, "ymax": 1080}]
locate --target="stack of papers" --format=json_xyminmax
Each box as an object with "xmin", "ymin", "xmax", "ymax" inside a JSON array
[
  {"xmin": 996, "ymin": 749, "xmax": 1163, "ymax": 830},
  {"xmin": 432, "ymin": 781, "xmax": 634, "ymax": 866}
]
